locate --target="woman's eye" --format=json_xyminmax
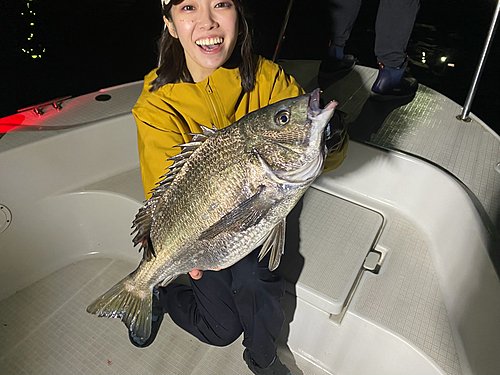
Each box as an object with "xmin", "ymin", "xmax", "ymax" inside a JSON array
[
  {"xmin": 181, "ymin": 5, "xmax": 195, "ymax": 11},
  {"xmin": 215, "ymin": 2, "xmax": 232, "ymax": 8},
  {"xmin": 274, "ymin": 110, "xmax": 290, "ymax": 126}
]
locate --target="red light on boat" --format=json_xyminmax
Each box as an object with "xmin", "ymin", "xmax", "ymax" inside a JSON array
[{"xmin": 0, "ymin": 114, "xmax": 26, "ymax": 133}]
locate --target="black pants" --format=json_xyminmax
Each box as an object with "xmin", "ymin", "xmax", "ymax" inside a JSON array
[
  {"xmin": 158, "ymin": 247, "xmax": 286, "ymax": 368},
  {"xmin": 328, "ymin": 0, "xmax": 420, "ymax": 68}
]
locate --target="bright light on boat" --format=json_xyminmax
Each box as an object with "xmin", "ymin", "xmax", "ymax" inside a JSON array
[{"xmin": 440, "ymin": 56, "xmax": 447, "ymax": 62}]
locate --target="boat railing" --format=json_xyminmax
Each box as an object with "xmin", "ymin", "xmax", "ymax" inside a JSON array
[{"xmin": 458, "ymin": 0, "xmax": 499, "ymax": 122}]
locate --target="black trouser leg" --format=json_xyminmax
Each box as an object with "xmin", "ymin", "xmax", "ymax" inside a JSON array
[
  {"xmin": 328, "ymin": 0, "xmax": 363, "ymax": 48},
  {"xmin": 327, "ymin": 0, "xmax": 420, "ymax": 68},
  {"xmin": 230, "ymin": 248, "xmax": 286, "ymax": 368},
  {"xmin": 375, "ymin": 0, "xmax": 420, "ymax": 68},
  {"xmin": 158, "ymin": 248, "xmax": 286, "ymax": 368}
]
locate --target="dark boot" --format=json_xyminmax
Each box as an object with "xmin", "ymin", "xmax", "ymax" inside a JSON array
[
  {"xmin": 371, "ymin": 62, "xmax": 418, "ymax": 100},
  {"xmin": 319, "ymin": 54, "xmax": 357, "ymax": 83},
  {"xmin": 128, "ymin": 286, "xmax": 166, "ymax": 348},
  {"xmin": 243, "ymin": 349, "xmax": 291, "ymax": 375}
]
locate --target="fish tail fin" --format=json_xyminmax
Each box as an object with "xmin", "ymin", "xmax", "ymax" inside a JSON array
[{"xmin": 86, "ymin": 274, "xmax": 152, "ymax": 340}]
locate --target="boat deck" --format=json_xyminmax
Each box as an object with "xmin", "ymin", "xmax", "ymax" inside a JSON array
[
  {"xmin": 0, "ymin": 203, "xmax": 462, "ymax": 375},
  {"xmin": 1, "ymin": 62, "xmax": 499, "ymax": 375}
]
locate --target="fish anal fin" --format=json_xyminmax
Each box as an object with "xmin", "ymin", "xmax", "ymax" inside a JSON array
[
  {"xmin": 258, "ymin": 218, "xmax": 286, "ymax": 271},
  {"xmin": 199, "ymin": 185, "xmax": 270, "ymax": 241}
]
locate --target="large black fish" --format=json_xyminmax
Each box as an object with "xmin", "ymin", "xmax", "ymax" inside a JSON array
[{"xmin": 87, "ymin": 88, "xmax": 337, "ymax": 341}]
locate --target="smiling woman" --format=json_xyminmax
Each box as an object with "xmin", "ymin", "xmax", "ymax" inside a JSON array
[
  {"xmin": 151, "ymin": 0, "xmax": 255, "ymax": 91},
  {"xmin": 164, "ymin": 0, "xmax": 239, "ymax": 82}
]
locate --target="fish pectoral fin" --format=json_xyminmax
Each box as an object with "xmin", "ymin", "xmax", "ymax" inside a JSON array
[
  {"xmin": 258, "ymin": 218, "xmax": 286, "ymax": 271},
  {"xmin": 199, "ymin": 185, "xmax": 271, "ymax": 241}
]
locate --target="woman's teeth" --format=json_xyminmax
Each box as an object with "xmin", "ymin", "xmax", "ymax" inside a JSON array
[{"xmin": 196, "ymin": 37, "xmax": 223, "ymax": 50}]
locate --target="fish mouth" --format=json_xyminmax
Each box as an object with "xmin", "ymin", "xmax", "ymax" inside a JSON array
[
  {"xmin": 307, "ymin": 88, "xmax": 337, "ymax": 145},
  {"xmin": 307, "ymin": 88, "xmax": 337, "ymax": 121},
  {"xmin": 307, "ymin": 88, "xmax": 322, "ymax": 117}
]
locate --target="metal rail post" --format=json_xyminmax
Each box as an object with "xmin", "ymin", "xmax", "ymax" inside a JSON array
[{"xmin": 458, "ymin": 0, "xmax": 500, "ymax": 121}]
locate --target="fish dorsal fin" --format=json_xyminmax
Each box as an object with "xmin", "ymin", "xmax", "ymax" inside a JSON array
[
  {"xmin": 258, "ymin": 218, "xmax": 286, "ymax": 271},
  {"xmin": 131, "ymin": 125, "xmax": 216, "ymax": 261}
]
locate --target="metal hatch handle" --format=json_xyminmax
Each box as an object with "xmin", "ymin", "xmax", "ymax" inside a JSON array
[{"xmin": 459, "ymin": 0, "xmax": 499, "ymax": 121}]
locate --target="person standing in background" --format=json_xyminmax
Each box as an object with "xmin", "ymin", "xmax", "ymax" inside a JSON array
[{"xmin": 319, "ymin": 0, "xmax": 420, "ymax": 100}]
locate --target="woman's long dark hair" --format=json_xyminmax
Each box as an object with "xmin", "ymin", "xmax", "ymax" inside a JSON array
[{"xmin": 150, "ymin": 0, "xmax": 257, "ymax": 93}]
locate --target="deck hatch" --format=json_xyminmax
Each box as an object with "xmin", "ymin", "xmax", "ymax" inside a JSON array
[{"xmin": 278, "ymin": 187, "xmax": 383, "ymax": 315}]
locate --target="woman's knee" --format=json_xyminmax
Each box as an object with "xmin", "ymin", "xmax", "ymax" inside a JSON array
[{"xmin": 205, "ymin": 321, "xmax": 243, "ymax": 347}]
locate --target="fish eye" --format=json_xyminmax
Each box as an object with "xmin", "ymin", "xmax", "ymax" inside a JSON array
[{"xmin": 274, "ymin": 110, "xmax": 290, "ymax": 126}]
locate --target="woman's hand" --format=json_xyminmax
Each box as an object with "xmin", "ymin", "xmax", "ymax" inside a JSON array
[
  {"xmin": 189, "ymin": 268, "xmax": 222, "ymax": 280},
  {"xmin": 189, "ymin": 269, "xmax": 203, "ymax": 280}
]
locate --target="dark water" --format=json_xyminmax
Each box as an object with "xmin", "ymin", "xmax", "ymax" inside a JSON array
[{"xmin": 1, "ymin": 0, "xmax": 498, "ymax": 133}]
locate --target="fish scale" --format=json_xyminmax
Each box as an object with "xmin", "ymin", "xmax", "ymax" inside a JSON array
[{"xmin": 87, "ymin": 89, "xmax": 337, "ymax": 341}]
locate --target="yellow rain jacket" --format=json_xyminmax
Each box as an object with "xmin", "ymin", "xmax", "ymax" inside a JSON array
[{"xmin": 133, "ymin": 56, "xmax": 348, "ymax": 198}]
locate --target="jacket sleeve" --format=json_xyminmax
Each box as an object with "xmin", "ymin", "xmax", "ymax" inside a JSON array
[
  {"xmin": 323, "ymin": 109, "xmax": 349, "ymax": 174},
  {"xmin": 132, "ymin": 80, "xmax": 185, "ymax": 199},
  {"xmin": 323, "ymin": 133, "xmax": 349, "ymax": 174}
]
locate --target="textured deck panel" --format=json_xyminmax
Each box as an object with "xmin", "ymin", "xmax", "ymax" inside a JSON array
[
  {"xmin": 0, "ymin": 258, "xmax": 114, "ymax": 358},
  {"xmin": 0, "ymin": 259, "xmax": 314, "ymax": 375},
  {"xmin": 279, "ymin": 187, "xmax": 383, "ymax": 314},
  {"xmin": 353, "ymin": 216, "xmax": 463, "ymax": 375},
  {"xmin": 368, "ymin": 85, "xmax": 500, "ymax": 228},
  {"xmin": 0, "ymin": 220, "xmax": 463, "ymax": 375},
  {"xmin": 0, "ymin": 259, "xmax": 252, "ymax": 375}
]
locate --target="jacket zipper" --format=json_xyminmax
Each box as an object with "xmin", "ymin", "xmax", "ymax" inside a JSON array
[{"xmin": 206, "ymin": 80, "xmax": 221, "ymax": 129}]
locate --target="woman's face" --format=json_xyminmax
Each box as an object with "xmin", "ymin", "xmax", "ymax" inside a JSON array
[{"xmin": 166, "ymin": 0, "xmax": 239, "ymax": 82}]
